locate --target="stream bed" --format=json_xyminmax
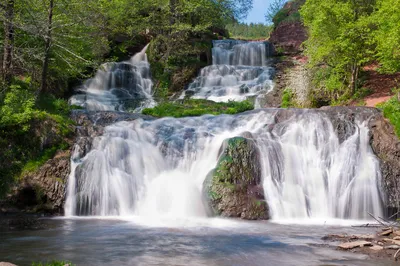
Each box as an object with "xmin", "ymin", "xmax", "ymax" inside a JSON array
[{"xmin": 0, "ymin": 217, "xmax": 394, "ymax": 266}]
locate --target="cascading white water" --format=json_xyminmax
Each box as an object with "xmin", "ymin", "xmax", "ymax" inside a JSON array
[
  {"xmin": 69, "ymin": 45, "xmax": 156, "ymax": 112},
  {"xmin": 181, "ymin": 40, "xmax": 275, "ymax": 103},
  {"xmin": 65, "ymin": 110, "xmax": 384, "ymax": 221}
]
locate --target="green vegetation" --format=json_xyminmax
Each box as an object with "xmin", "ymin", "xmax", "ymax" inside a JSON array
[
  {"xmin": 272, "ymin": 0, "xmax": 304, "ymax": 27},
  {"xmin": 377, "ymin": 95, "xmax": 400, "ymax": 137},
  {"xmin": 301, "ymin": 0, "xmax": 400, "ymax": 104},
  {"xmin": 0, "ymin": 0, "xmax": 256, "ymax": 198},
  {"xmin": 142, "ymin": 99, "xmax": 254, "ymax": 118},
  {"xmin": 0, "ymin": 79, "xmax": 75, "ymax": 198},
  {"xmin": 281, "ymin": 88, "xmax": 296, "ymax": 108},
  {"xmin": 226, "ymin": 23, "xmax": 272, "ymax": 40}
]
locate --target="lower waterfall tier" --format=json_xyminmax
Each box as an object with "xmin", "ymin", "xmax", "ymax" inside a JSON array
[{"xmin": 65, "ymin": 108, "xmax": 385, "ymax": 221}]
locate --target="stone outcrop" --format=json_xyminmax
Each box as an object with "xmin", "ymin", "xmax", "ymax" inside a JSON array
[
  {"xmin": 204, "ymin": 137, "xmax": 269, "ymax": 220},
  {"xmin": 269, "ymin": 21, "xmax": 307, "ymax": 55},
  {"xmin": 269, "ymin": 0, "xmax": 307, "ymax": 55},
  {"xmin": 9, "ymin": 150, "xmax": 71, "ymax": 214},
  {"xmin": 369, "ymin": 113, "xmax": 400, "ymax": 216}
]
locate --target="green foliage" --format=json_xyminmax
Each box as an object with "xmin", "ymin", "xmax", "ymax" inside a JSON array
[
  {"xmin": 142, "ymin": 99, "xmax": 254, "ymax": 118},
  {"xmin": 32, "ymin": 261, "xmax": 73, "ymax": 266},
  {"xmin": 281, "ymin": 88, "xmax": 295, "ymax": 108},
  {"xmin": 377, "ymin": 96, "xmax": 400, "ymax": 138},
  {"xmin": 20, "ymin": 144, "xmax": 69, "ymax": 179},
  {"xmin": 271, "ymin": 0, "xmax": 304, "ymax": 27},
  {"xmin": 266, "ymin": 0, "xmax": 287, "ymax": 24},
  {"xmin": 301, "ymin": 0, "xmax": 376, "ymax": 98},
  {"xmin": 226, "ymin": 23, "xmax": 272, "ymax": 40},
  {"xmin": 372, "ymin": 0, "xmax": 400, "ymax": 73},
  {"xmin": 301, "ymin": 0, "xmax": 400, "ymax": 103},
  {"xmin": 0, "ymin": 83, "xmax": 35, "ymax": 131},
  {"xmin": 0, "ymin": 80, "xmax": 74, "ymax": 198}
]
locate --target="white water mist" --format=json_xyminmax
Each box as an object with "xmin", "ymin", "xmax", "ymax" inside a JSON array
[
  {"xmin": 181, "ymin": 40, "xmax": 274, "ymax": 103},
  {"xmin": 69, "ymin": 45, "xmax": 155, "ymax": 112},
  {"xmin": 65, "ymin": 111, "xmax": 384, "ymax": 221}
]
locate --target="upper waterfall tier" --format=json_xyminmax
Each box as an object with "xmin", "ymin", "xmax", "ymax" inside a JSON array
[
  {"xmin": 212, "ymin": 40, "xmax": 273, "ymax": 66},
  {"xmin": 65, "ymin": 108, "xmax": 384, "ymax": 221},
  {"xmin": 182, "ymin": 40, "xmax": 275, "ymax": 103},
  {"xmin": 69, "ymin": 45, "xmax": 155, "ymax": 112}
]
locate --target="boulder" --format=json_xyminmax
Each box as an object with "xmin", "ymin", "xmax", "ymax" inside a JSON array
[
  {"xmin": 6, "ymin": 150, "xmax": 71, "ymax": 214},
  {"xmin": 205, "ymin": 137, "xmax": 269, "ymax": 220}
]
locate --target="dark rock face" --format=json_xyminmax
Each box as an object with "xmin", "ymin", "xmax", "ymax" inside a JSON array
[
  {"xmin": 2, "ymin": 151, "xmax": 71, "ymax": 215},
  {"xmin": 369, "ymin": 114, "xmax": 400, "ymax": 216},
  {"xmin": 205, "ymin": 137, "xmax": 269, "ymax": 220},
  {"xmin": 269, "ymin": 21, "xmax": 307, "ymax": 55}
]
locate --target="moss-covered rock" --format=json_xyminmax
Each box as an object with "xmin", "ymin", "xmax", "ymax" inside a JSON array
[{"xmin": 205, "ymin": 137, "xmax": 269, "ymax": 220}]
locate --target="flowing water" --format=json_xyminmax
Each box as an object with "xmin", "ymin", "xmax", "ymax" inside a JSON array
[
  {"xmin": 180, "ymin": 40, "xmax": 275, "ymax": 103},
  {"xmin": 1, "ymin": 40, "xmax": 389, "ymax": 265},
  {"xmin": 65, "ymin": 110, "xmax": 384, "ymax": 220},
  {"xmin": 69, "ymin": 45, "xmax": 155, "ymax": 112},
  {"xmin": 0, "ymin": 217, "xmax": 395, "ymax": 266}
]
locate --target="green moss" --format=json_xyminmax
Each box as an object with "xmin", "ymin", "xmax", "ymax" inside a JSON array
[
  {"xmin": 377, "ymin": 96, "xmax": 400, "ymax": 138},
  {"xmin": 0, "ymin": 88, "xmax": 73, "ymax": 199},
  {"xmin": 19, "ymin": 143, "xmax": 68, "ymax": 179},
  {"xmin": 142, "ymin": 99, "xmax": 254, "ymax": 118}
]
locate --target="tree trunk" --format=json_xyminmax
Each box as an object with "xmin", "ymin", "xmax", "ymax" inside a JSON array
[
  {"xmin": 169, "ymin": 0, "xmax": 177, "ymax": 25},
  {"xmin": 2, "ymin": 0, "xmax": 15, "ymax": 84},
  {"xmin": 349, "ymin": 63, "xmax": 359, "ymax": 96},
  {"xmin": 40, "ymin": 0, "xmax": 54, "ymax": 94}
]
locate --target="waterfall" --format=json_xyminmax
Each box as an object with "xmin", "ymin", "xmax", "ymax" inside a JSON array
[
  {"xmin": 65, "ymin": 110, "xmax": 384, "ymax": 221},
  {"xmin": 181, "ymin": 40, "xmax": 275, "ymax": 103},
  {"xmin": 69, "ymin": 45, "xmax": 155, "ymax": 112}
]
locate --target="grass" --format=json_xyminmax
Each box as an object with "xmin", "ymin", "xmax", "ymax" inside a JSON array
[
  {"xmin": 281, "ymin": 88, "xmax": 296, "ymax": 108},
  {"xmin": 377, "ymin": 96, "xmax": 400, "ymax": 138},
  {"xmin": 142, "ymin": 99, "xmax": 254, "ymax": 118}
]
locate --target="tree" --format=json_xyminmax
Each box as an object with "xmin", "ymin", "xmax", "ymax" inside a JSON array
[
  {"xmin": 10, "ymin": 0, "xmax": 107, "ymax": 94},
  {"xmin": 265, "ymin": 0, "xmax": 286, "ymax": 24},
  {"xmin": 1, "ymin": 0, "xmax": 15, "ymax": 84},
  {"xmin": 40, "ymin": 0, "xmax": 53, "ymax": 93},
  {"xmin": 372, "ymin": 0, "xmax": 400, "ymax": 73},
  {"xmin": 300, "ymin": 0, "xmax": 376, "ymax": 97}
]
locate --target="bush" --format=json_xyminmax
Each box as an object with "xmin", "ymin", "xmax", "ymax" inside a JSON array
[
  {"xmin": 377, "ymin": 96, "xmax": 400, "ymax": 138},
  {"xmin": 142, "ymin": 99, "xmax": 254, "ymax": 118},
  {"xmin": 281, "ymin": 88, "xmax": 296, "ymax": 108}
]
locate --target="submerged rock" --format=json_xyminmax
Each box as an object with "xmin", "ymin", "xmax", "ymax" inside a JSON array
[{"xmin": 205, "ymin": 137, "xmax": 269, "ymax": 220}]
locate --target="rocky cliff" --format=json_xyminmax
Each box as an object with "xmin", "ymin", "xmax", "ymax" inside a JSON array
[{"xmin": 2, "ymin": 107, "xmax": 400, "ymax": 219}]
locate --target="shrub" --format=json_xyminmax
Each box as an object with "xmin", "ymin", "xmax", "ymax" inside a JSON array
[
  {"xmin": 377, "ymin": 96, "xmax": 400, "ymax": 138},
  {"xmin": 281, "ymin": 88, "xmax": 295, "ymax": 108}
]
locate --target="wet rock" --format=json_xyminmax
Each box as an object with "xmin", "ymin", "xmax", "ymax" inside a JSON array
[
  {"xmin": 204, "ymin": 137, "xmax": 269, "ymax": 220},
  {"xmin": 380, "ymin": 228, "xmax": 393, "ymax": 236},
  {"xmin": 338, "ymin": 241, "xmax": 372, "ymax": 250},
  {"xmin": 8, "ymin": 150, "xmax": 71, "ymax": 214},
  {"xmin": 370, "ymin": 245, "xmax": 384, "ymax": 251},
  {"xmin": 384, "ymin": 245, "xmax": 400, "ymax": 250}
]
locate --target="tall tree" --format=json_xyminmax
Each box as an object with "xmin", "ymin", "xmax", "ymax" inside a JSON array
[
  {"xmin": 301, "ymin": 0, "xmax": 376, "ymax": 96},
  {"xmin": 372, "ymin": 0, "xmax": 400, "ymax": 73},
  {"xmin": 40, "ymin": 0, "xmax": 53, "ymax": 93},
  {"xmin": 2, "ymin": 0, "xmax": 15, "ymax": 84}
]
